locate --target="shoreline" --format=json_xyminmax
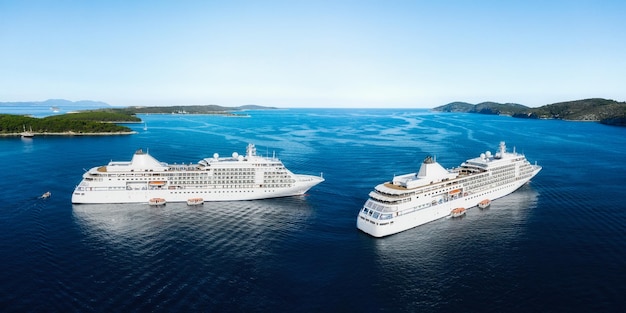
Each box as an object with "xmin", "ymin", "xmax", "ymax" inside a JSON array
[
  {"xmin": 434, "ymin": 110, "xmax": 625, "ymax": 125},
  {"xmin": 0, "ymin": 131, "xmax": 137, "ymax": 137},
  {"xmin": 136, "ymin": 112, "xmax": 251, "ymax": 117}
]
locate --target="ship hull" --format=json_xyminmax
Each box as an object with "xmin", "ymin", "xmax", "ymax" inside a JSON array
[
  {"xmin": 72, "ymin": 175, "xmax": 323, "ymax": 204},
  {"xmin": 357, "ymin": 169, "xmax": 539, "ymax": 237}
]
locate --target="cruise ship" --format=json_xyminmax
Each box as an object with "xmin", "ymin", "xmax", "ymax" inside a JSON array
[
  {"xmin": 357, "ymin": 142, "xmax": 541, "ymax": 237},
  {"xmin": 72, "ymin": 143, "xmax": 324, "ymax": 204}
]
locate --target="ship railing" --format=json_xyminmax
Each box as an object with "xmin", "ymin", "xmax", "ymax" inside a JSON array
[
  {"xmin": 295, "ymin": 174, "xmax": 324, "ymax": 182},
  {"xmin": 374, "ymin": 189, "xmax": 415, "ymax": 198},
  {"xmin": 368, "ymin": 194, "xmax": 411, "ymax": 206}
]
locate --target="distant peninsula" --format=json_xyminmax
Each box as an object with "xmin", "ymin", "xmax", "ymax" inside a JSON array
[
  {"xmin": 0, "ymin": 99, "xmax": 278, "ymax": 136},
  {"xmin": 108, "ymin": 104, "xmax": 276, "ymax": 115},
  {"xmin": 0, "ymin": 99, "xmax": 276, "ymax": 115},
  {"xmin": 0, "ymin": 98, "xmax": 111, "ymax": 108},
  {"xmin": 433, "ymin": 98, "xmax": 626, "ymax": 126}
]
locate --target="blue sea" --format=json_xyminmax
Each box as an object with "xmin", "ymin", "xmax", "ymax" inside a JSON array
[{"xmin": 1, "ymin": 109, "xmax": 625, "ymax": 312}]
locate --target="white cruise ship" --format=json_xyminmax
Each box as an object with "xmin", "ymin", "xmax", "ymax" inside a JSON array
[
  {"xmin": 72, "ymin": 143, "xmax": 324, "ymax": 204},
  {"xmin": 357, "ymin": 141, "xmax": 541, "ymax": 237}
]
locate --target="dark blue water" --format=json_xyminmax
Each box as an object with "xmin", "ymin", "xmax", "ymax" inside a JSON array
[{"xmin": 1, "ymin": 109, "xmax": 625, "ymax": 312}]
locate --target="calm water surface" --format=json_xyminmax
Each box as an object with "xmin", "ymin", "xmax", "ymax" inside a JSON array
[{"xmin": 1, "ymin": 109, "xmax": 625, "ymax": 312}]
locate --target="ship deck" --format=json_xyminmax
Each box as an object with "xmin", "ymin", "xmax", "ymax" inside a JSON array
[{"xmin": 383, "ymin": 182, "xmax": 409, "ymax": 190}]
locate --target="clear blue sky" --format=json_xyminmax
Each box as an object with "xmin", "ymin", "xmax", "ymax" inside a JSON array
[{"xmin": 1, "ymin": 0, "xmax": 625, "ymax": 108}]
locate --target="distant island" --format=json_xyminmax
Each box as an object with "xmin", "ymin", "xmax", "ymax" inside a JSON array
[
  {"xmin": 0, "ymin": 99, "xmax": 276, "ymax": 115},
  {"xmin": 106, "ymin": 104, "xmax": 275, "ymax": 116},
  {"xmin": 0, "ymin": 100, "xmax": 277, "ymax": 136},
  {"xmin": 0, "ymin": 111, "xmax": 139, "ymax": 136},
  {"xmin": 0, "ymin": 98, "xmax": 111, "ymax": 108},
  {"xmin": 433, "ymin": 98, "xmax": 626, "ymax": 126}
]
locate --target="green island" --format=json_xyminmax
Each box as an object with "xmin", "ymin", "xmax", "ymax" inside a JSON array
[
  {"xmin": 0, "ymin": 111, "xmax": 140, "ymax": 136},
  {"xmin": 0, "ymin": 102, "xmax": 276, "ymax": 136},
  {"xmin": 433, "ymin": 98, "xmax": 626, "ymax": 126}
]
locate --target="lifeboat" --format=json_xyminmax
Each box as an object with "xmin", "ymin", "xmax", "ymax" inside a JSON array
[
  {"xmin": 450, "ymin": 207, "xmax": 466, "ymax": 217},
  {"xmin": 478, "ymin": 199, "xmax": 491, "ymax": 209},
  {"xmin": 148, "ymin": 198, "xmax": 166, "ymax": 206},
  {"xmin": 187, "ymin": 198, "xmax": 204, "ymax": 206},
  {"xmin": 148, "ymin": 181, "xmax": 167, "ymax": 186}
]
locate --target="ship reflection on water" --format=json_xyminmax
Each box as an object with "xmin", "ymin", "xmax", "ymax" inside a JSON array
[
  {"xmin": 72, "ymin": 197, "xmax": 315, "ymax": 247},
  {"xmin": 69, "ymin": 197, "xmax": 316, "ymax": 311}
]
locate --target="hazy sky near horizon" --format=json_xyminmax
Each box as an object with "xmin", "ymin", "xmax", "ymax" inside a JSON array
[{"xmin": 1, "ymin": 0, "xmax": 625, "ymax": 108}]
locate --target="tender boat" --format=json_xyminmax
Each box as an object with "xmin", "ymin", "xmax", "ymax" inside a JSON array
[
  {"xmin": 41, "ymin": 191, "xmax": 51, "ymax": 199},
  {"xmin": 478, "ymin": 199, "xmax": 491, "ymax": 209},
  {"xmin": 148, "ymin": 198, "xmax": 166, "ymax": 206},
  {"xmin": 450, "ymin": 207, "xmax": 466, "ymax": 217},
  {"xmin": 187, "ymin": 198, "xmax": 204, "ymax": 206}
]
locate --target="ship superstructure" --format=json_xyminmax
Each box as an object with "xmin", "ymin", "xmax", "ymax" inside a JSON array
[
  {"xmin": 72, "ymin": 143, "xmax": 324, "ymax": 204},
  {"xmin": 357, "ymin": 141, "xmax": 541, "ymax": 237}
]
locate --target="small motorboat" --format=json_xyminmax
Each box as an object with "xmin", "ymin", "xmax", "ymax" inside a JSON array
[
  {"xmin": 478, "ymin": 199, "xmax": 491, "ymax": 209},
  {"xmin": 41, "ymin": 191, "xmax": 51, "ymax": 199},
  {"xmin": 187, "ymin": 198, "xmax": 204, "ymax": 206},
  {"xmin": 148, "ymin": 198, "xmax": 166, "ymax": 206},
  {"xmin": 450, "ymin": 207, "xmax": 466, "ymax": 217}
]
